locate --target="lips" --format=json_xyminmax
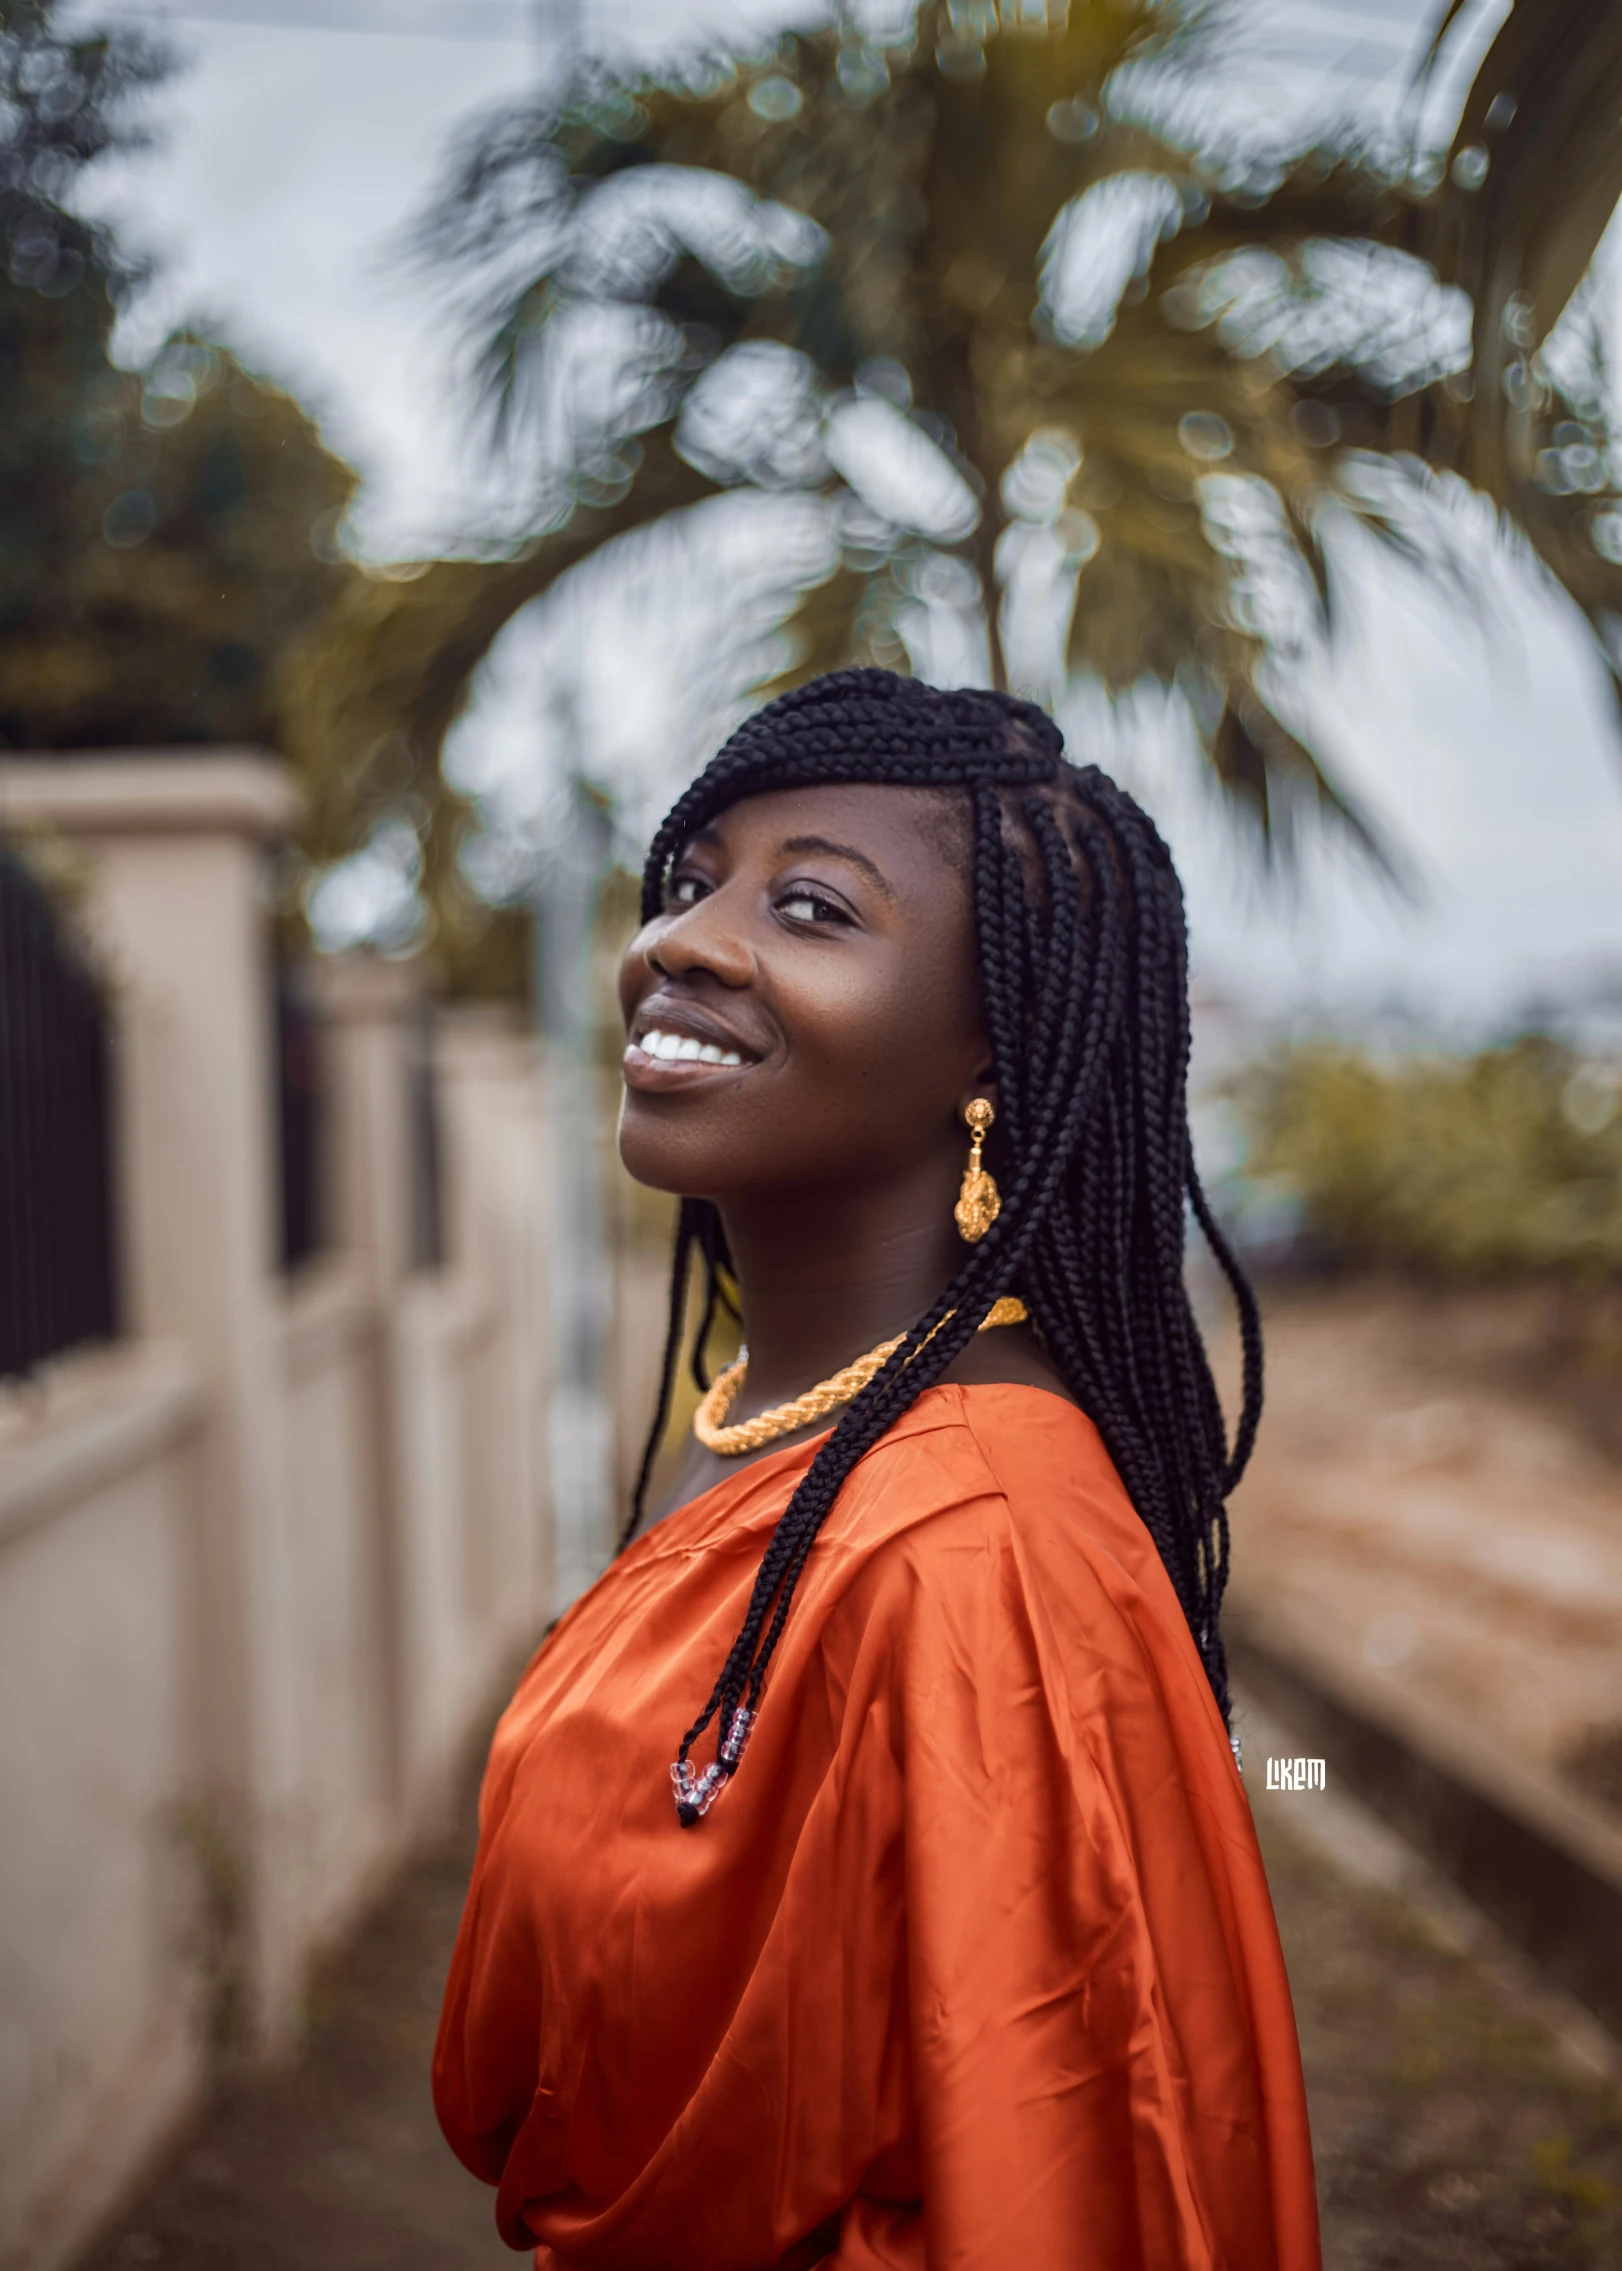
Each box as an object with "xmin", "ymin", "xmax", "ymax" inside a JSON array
[{"xmin": 623, "ymin": 1003, "xmax": 764, "ymax": 1087}]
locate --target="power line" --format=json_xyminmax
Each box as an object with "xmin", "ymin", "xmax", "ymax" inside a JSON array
[{"xmin": 82, "ymin": 0, "xmax": 534, "ymax": 39}]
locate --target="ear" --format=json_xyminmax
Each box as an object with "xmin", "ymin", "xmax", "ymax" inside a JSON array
[{"xmin": 966, "ymin": 1051, "xmax": 998, "ymax": 1095}]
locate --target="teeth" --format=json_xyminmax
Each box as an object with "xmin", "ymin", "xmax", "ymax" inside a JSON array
[{"xmin": 634, "ymin": 1027, "xmax": 747, "ymax": 1068}]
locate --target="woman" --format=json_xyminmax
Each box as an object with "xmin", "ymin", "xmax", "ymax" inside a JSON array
[{"xmin": 434, "ymin": 669, "xmax": 1319, "ymax": 2270}]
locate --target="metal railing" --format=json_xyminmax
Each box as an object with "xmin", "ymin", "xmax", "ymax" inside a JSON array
[
  {"xmin": 274, "ymin": 962, "xmax": 328, "ymax": 1276},
  {"xmin": 407, "ymin": 1001, "xmax": 445, "ymax": 1273},
  {"xmin": 0, "ymin": 844, "xmax": 120, "ymax": 1378}
]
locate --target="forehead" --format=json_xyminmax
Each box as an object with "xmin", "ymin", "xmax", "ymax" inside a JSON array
[{"xmin": 681, "ymin": 781, "xmax": 971, "ymax": 891}]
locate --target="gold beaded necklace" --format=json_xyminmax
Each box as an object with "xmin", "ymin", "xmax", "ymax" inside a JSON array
[{"xmin": 693, "ymin": 1295, "xmax": 1029, "ymax": 1455}]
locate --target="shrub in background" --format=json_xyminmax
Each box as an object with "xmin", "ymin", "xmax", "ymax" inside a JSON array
[
  {"xmin": 1246, "ymin": 1037, "xmax": 1622, "ymax": 1281},
  {"xmin": 0, "ymin": 7, "xmax": 356, "ymax": 753}
]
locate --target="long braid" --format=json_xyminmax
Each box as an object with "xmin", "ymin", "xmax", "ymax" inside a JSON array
[
  {"xmin": 688, "ymin": 1204, "xmax": 738, "ymax": 1393},
  {"xmin": 630, "ymin": 669, "xmax": 1263, "ymax": 1818},
  {"xmin": 620, "ymin": 1198, "xmax": 700, "ymax": 1553}
]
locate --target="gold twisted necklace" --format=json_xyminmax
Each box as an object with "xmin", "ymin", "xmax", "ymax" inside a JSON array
[{"xmin": 693, "ymin": 1295, "xmax": 1029, "ymax": 1455}]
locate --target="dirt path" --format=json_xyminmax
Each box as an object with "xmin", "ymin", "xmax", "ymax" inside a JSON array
[
  {"xmin": 1223, "ymin": 1280, "xmax": 1622, "ymax": 1807},
  {"xmin": 1265, "ymin": 1813, "xmax": 1622, "ymax": 2267},
  {"xmin": 83, "ymin": 1798, "xmax": 506, "ymax": 2271},
  {"xmin": 1243, "ymin": 1681, "xmax": 1622, "ymax": 2270}
]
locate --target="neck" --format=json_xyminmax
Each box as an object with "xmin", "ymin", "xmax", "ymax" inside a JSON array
[{"xmin": 716, "ymin": 1163, "xmax": 964, "ymax": 1418}]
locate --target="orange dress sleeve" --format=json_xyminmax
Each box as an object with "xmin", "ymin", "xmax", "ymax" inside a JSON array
[
  {"xmin": 433, "ymin": 1385, "xmax": 1319, "ymax": 2271},
  {"xmin": 874, "ymin": 1393, "xmax": 1319, "ymax": 2270}
]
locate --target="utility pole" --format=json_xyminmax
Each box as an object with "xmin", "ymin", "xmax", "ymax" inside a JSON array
[
  {"xmin": 528, "ymin": 0, "xmax": 613, "ymax": 1617},
  {"xmin": 532, "ymin": 722, "xmax": 614, "ymax": 1614},
  {"xmin": 532, "ymin": 0, "xmax": 581, "ymax": 76}
]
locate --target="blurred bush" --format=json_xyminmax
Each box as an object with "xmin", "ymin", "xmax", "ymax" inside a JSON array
[
  {"xmin": 0, "ymin": 333, "xmax": 358, "ymax": 752},
  {"xmin": 0, "ymin": 4, "xmax": 358, "ymax": 753},
  {"xmin": 1246, "ymin": 1039, "xmax": 1622, "ymax": 1281}
]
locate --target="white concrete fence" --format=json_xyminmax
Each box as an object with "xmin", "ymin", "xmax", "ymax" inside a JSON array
[{"xmin": 0, "ymin": 755, "xmax": 566, "ymax": 2271}]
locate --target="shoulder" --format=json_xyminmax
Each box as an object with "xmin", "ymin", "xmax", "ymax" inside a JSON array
[
  {"xmin": 836, "ymin": 1382, "xmax": 1159, "ymax": 1601},
  {"xmin": 849, "ymin": 1381, "xmax": 1129, "ymax": 1526},
  {"xmin": 837, "ymin": 1386, "xmax": 1229, "ymax": 1762}
]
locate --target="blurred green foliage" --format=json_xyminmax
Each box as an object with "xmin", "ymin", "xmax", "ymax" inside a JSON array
[
  {"xmin": 1248, "ymin": 1038, "xmax": 1622, "ymax": 1281},
  {"xmin": 1, "ymin": 331, "xmax": 358, "ymax": 751},
  {"xmin": 0, "ymin": 3, "xmax": 358, "ymax": 752}
]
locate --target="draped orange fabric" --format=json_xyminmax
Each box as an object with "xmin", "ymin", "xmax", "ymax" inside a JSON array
[{"xmin": 434, "ymin": 1385, "xmax": 1321, "ymax": 2271}]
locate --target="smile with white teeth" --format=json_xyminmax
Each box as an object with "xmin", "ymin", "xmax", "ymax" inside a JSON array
[{"xmin": 633, "ymin": 1028, "xmax": 745, "ymax": 1067}]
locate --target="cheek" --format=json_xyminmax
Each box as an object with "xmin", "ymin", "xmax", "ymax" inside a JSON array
[
  {"xmin": 769, "ymin": 942, "xmax": 979, "ymax": 1161},
  {"xmin": 616, "ymin": 932, "xmax": 982, "ymax": 1199},
  {"xmin": 788, "ymin": 958, "xmax": 927, "ymax": 1091}
]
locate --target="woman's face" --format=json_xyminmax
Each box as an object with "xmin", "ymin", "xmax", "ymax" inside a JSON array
[{"xmin": 618, "ymin": 782, "xmax": 988, "ymax": 1204}]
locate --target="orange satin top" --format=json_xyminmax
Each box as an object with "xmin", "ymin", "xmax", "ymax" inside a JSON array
[{"xmin": 434, "ymin": 1384, "xmax": 1320, "ymax": 2271}]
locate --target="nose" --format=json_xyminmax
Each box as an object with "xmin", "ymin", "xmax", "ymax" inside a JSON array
[{"xmin": 640, "ymin": 890, "xmax": 755, "ymax": 991}]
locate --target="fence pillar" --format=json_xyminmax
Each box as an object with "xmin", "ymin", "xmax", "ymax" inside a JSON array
[
  {"xmin": 303, "ymin": 951, "xmax": 436, "ymax": 1816},
  {"xmin": 0, "ymin": 754, "xmax": 307, "ymax": 2049},
  {"xmin": 434, "ymin": 1008, "xmax": 555, "ymax": 1631},
  {"xmin": 306, "ymin": 953, "xmax": 431, "ymax": 1300}
]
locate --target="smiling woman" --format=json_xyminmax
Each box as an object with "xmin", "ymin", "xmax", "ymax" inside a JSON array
[{"xmin": 434, "ymin": 670, "xmax": 1320, "ymax": 2271}]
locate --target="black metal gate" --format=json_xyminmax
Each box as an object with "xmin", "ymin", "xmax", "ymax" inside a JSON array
[
  {"xmin": 407, "ymin": 1001, "xmax": 445, "ymax": 1273},
  {"xmin": 274, "ymin": 960, "xmax": 328, "ymax": 1276},
  {"xmin": 0, "ymin": 843, "xmax": 120, "ymax": 1378}
]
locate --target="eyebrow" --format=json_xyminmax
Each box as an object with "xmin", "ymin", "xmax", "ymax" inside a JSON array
[
  {"xmin": 682, "ymin": 824, "xmax": 900, "ymax": 904},
  {"xmin": 775, "ymin": 834, "xmax": 898, "ymax": 903}
]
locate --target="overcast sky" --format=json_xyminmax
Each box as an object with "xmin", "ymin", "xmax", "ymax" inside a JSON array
[{"xmin": 64, "ymin": 0, "xmax": 1622, "ymax": 1033}]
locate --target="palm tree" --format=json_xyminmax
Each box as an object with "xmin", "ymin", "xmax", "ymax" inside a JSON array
[{"xmin": 283, "ymin": 0, "xmax": 1622, "ymax": 949}]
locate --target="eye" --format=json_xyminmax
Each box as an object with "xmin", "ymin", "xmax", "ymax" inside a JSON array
[
  {"xmin": 777, "ymin": 884, "xmax": 852, "ymax": 928},
  {"xmin": 666, "ymin": 872, "xmax": 710, "ymax": 909}
]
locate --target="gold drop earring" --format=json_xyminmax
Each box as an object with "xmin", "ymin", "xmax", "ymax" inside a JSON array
[{"xmin": 953, "ymin": 1097, "xmax": 1000, "ymax": 1243}]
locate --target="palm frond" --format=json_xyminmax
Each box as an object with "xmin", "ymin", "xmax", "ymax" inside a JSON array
[
  {"xmin": 279, "ymin": 432, "xmax": 718, "ymax": 949},
  {"xmin": 320, "ymin": 0, "xmax": 1622, "ymax": 928}
]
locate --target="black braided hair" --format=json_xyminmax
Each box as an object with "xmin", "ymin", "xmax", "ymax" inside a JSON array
[{"xmin": 621, "ymin": 668, "xmax": 1264, "ymax": 1822}]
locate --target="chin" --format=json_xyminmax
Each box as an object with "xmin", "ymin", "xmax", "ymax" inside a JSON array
[
  {"xmin": 617, "ymin": 1091, "xmax": 726, "ymax": 1199},
  {"xmin": 619, "ymin": 1087, "xmax": 830, "ymax": 1206}
]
